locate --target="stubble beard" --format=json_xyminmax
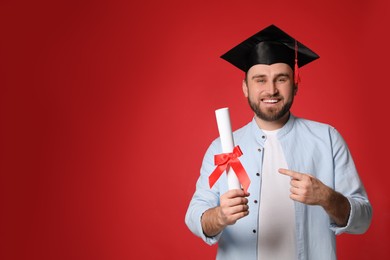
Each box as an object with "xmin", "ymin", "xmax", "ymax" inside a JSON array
[{"xmin": 247, "ymin": 95, "xmax": 293, "ymax": 122}]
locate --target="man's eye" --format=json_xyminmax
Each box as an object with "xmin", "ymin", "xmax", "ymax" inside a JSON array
[
  {"xmin": 256, "ymin": 79, "xmax": 266, "ymax": 83},
  {"xmin": 277, "ymin": 77, "xmax": 287, "ymax": 82}
]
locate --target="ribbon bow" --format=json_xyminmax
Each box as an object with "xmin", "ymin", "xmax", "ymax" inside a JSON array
[{"xmin": 209, "ymin": 145, "xmax": 251, "ymax": 193}]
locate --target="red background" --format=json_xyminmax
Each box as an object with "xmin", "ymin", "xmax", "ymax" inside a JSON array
[{"xmin": 1, "ymin": 0, "xmax": 389, "ymax": 259}]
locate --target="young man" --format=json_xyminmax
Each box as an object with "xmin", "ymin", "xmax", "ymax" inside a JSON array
[{"xmin": 185, "ymin": 24, "xmax": 372, "ymax": 260}]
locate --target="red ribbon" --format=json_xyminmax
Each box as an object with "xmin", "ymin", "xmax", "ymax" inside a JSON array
[{"xmin": 209, "ymin": 145, "xmax": 251, "ymax": 193}]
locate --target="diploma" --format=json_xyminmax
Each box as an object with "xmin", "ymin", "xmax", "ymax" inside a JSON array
[{"xmin": 215, "ymin": 107, "xmax": 241, "ymax": 190}]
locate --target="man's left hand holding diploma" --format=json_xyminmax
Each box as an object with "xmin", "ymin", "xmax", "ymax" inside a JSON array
[{"xmin": 201, "ymin": 189, "xmax": 250, "ymax": 237}]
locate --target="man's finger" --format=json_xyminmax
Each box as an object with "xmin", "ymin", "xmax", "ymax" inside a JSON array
[
  {"xmin": 224, "ymin": 189, "xmax": 250, "ymax": 199},
  {"xmin": 278, "ymin": 168, "xmax": 302, "ymax": 180}
]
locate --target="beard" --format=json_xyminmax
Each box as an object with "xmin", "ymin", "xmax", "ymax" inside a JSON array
[{"xmin": 247, "ymin": 94, "xmax": 293, "ymax": 122}]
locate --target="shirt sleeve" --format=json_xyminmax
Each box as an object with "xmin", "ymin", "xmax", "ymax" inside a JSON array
[
  {"xmin": 185, "ymin": 139, "xmax": 223, "ymax": 245},
  {"xmin": 328, "ymin": 127, "xmax": 372, "ymax": 235}
]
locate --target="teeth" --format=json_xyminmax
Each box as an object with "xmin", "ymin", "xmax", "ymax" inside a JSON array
[{"xmin": 263, "ymin": 99, "xmax": 278, "ymax": 103}]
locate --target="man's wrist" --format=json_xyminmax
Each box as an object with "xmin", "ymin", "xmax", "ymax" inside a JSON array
[{"xmin": 201, "ymin": 207, "xmax": 225, "ymax": 237}]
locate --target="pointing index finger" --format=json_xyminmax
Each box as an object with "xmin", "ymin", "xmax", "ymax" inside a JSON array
[{"xmin": 278, "ymin": 168, "xmax": 301, "ymax": 179}]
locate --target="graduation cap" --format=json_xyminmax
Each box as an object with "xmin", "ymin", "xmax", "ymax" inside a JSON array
[{"xmin": 220, "ymin": 24, "xmax": 319, "ymax": 83}]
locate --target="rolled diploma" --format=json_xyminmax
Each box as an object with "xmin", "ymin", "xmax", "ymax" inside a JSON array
[{"xmin": 215, "ymin": 107, "xmax": 241, "ymax": 190}]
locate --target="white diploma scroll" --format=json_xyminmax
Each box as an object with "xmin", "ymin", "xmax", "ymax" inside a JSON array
[{"xmin": 215, "ymin": 107, "xmax": 241, "ymax": 190}]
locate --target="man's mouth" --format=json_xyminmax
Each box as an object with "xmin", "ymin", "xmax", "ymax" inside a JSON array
[{"xmin": 262, "ymin": 98, "xmax": 279, "ymax": 104}]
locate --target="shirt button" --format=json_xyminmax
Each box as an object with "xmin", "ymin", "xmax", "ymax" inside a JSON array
[
  {"xmin": 257, "ymin": 148, "xmax": 261, "ymax": 152},
  {"xmin": 262, "ymin": 135, "xmax": 265, "ymax": 139},
  {"xmin": 253, "ymin": 229, "xmax": 256, "ymax": 233},
  {"xmin": 254, "ymin": 200, "xmax": 258, "ymax": 203},
  {"xmin": 256, "ymin": 172, "xmax": 260, "ymax": 176}
]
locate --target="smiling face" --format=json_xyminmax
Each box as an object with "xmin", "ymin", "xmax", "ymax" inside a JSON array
[{"xmin": 243, "ymin": 63, "xmax": 297, "ymax": 130}]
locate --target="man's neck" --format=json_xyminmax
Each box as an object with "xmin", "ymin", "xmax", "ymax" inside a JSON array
[{"xmin": 254, "ymin": 112, "xmax": 290, "ymax": 131}]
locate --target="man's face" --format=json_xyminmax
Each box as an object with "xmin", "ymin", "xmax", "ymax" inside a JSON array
[{"xmin": 243, "ymin": 63, "xmax": 296, "ymax": 122}]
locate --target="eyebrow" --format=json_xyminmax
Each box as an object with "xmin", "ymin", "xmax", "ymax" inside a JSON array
[
  {"xmin": 251, "ymin": 72, "xmax": 290, "ymax": 80},
  {"xmin": 251, "ymin": 74, "xmax": 266, "ymax": 80}
]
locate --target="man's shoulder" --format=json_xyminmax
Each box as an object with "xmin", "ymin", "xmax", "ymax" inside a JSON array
[
  {"xmin": 291, "ymin": 116, "xmax": 345, "ymax": 144},
  {"xmin": 232, "ymin": 120, "xmax": 253, "ymax": 138},
  {"xmin": 293, "ymin": 116, "xmax": 335, "ymax": 130}
]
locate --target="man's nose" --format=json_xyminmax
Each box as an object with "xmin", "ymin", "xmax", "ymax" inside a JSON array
[{"xmin": 265, "ymin": 82, "xmax": 278, "ymax": 95}]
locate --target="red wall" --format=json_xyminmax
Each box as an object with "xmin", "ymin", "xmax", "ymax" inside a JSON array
[{"xmin": 1, "ymin": 1, "xmax": 388, "ymax": 259}]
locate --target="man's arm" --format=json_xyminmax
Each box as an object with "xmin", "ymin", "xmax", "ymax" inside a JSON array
[
  {"xmin": 321, "ymin": 189, "xmax": 350, "ymax": 226},
  {"xmin": 279, "ymin": 168, "xmax": 350, "ymax": 226},
  {"xmin": 201, "ymin": 189, "xmax": 250, "ymax": 237}
]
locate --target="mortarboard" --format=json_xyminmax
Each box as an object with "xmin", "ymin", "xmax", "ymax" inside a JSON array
[{"xmin": 220, "ymin": 24, "xmax": 319, "ymax": 82}]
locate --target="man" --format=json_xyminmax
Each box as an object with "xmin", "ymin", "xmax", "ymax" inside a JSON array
[{"xmin": 185, "ymin": 24, "xmax": 372, "ymax": 260}]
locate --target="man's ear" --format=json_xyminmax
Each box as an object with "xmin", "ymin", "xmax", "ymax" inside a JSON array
[
  {"xmin": 242, "ymin": 79, "xmax": 249, "ymax": 98},
  {"xmin": 293, "ymin": 84, "xmax": 298, "ymax": 95}
]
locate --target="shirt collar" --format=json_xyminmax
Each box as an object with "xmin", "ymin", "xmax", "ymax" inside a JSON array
[{"xmin": 250, "ymin": 113, "xmax": 296, "ymax": 144}]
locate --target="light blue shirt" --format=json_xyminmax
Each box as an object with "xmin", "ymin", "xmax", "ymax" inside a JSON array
[{"xmin": 185, "ymin": 114, "xmax": 372, "ymax": 260}]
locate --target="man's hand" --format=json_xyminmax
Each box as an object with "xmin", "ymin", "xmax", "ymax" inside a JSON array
[
  {"xmin": 219, "ymin": 189, "xmax": 250, "ymax": 225},
  {"xmin": 278, "ymin": 168, "xmax": 331, "ymax": 206},
  {"xmin": 278, "ymin": 168, "xmax": 350, "ymax": 226},
  {"xmin": 201, "ymin": 189, "xmax": 250, "ymax": 237}
]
